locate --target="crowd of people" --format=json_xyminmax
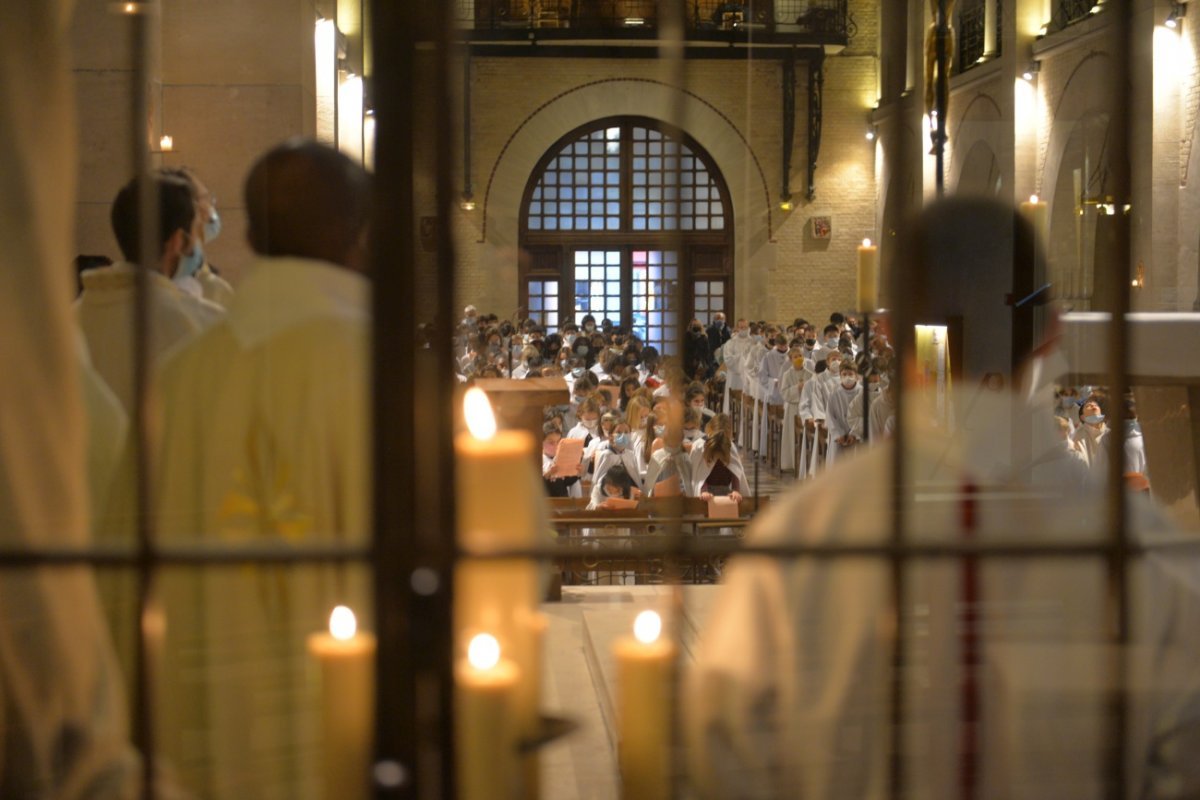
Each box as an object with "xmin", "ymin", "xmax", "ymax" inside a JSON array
[{"xmin": 453, "ymin": 305, "xmax": 1149, "ymax": 501}]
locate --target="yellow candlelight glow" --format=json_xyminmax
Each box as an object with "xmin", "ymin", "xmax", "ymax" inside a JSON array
[
  {"xmin": 633, "ymin": 610, "xmax": 662, "ymax": 645},
  {"xmin": 468, "ymin": 633, "xmax": 502, "ymax": 671},
  {"xmin": 862, "ymin": 237, "xmax": 872, "ymax": 248},
  {"xmin": 1029, "ymin": 194, "xmax": 1039, "ymax": 204},
  {"xmin": 159, "ymin": 135, "xmax": 174, "ymax": 152},
  {"xmin": 464, "ymin": 387, "xmax": 497, "ymax": 441},
  {"xmin": 329, "ymin": 605, "xmax": 357, "ymax": 640}
]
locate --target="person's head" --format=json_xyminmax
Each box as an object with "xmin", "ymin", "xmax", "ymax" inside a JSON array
[
  {"xmin": 840, "ymin": 362, "xmax": 860, "ymax": 389},
  {"xmin": 735, "ymin": 318, "xmax": 749, "ymax": 337},
  {"xmin": 464, "ymin": 304, "xmax": 478, "ymax": 321},
  {"xmin": 689, "ymin": 319, "xmax": 705, "ymax": 336},
  {"xmin": 601, "ymin": 465, "xmax": 635, "ymax": 499},
  {"xmin": 713, "ymin": 312, "xmax": 726, "ymax": 327},
  {"xmin": 110, "ymin": 174, "xmax": 198, "ymax": 276},
  {"xmin": 1080, "ymin": 397, "xmax": 1106, "ymax": 427},
  {"xmin": 626, "ymin": 396, "xmax": 649, "ymax": 431},
  {"xmin": 610, "ymin": 421, "xmax": 632, "ymax": 452},
  {"xmin": 822, "ymin": 324, "xmax": 839, "ymax": 344},
  {"xmin": 774, "ymin": 335, "xmax": 788, "ymax": 353},
  {"xmin": 830, "ymin": 311, "xmax": 846, "ymax": 328},
  {"xmin": 574, "ymin": 370, "xmax": 599, "ymax": 397},
  {"xmin": 620, "ymin": 375, "xmax": 641, "ymax": 402},
  {"xmin": 641, "ymin": 346, "xmax": 660, "ymax": 370},
  {"xmin": 542, "ymin": 422, "xmax": 562, "ymax": 457},
  {"xmin": 825, "ymin": 350, "xmax": 843, "ymax": 371},
  {"xmin": 577, "ymin": 398, "xmax": 601, "ymax": 429},
  {"xmin": 685, "ymin": 383, "xmax": 707, "ymax": 412},
  {"xmin": 682, "ymin": 406, "xmax": 703, "ymax": 437},
  {"xmin": 600, "ymin": 412, "xmax": 618, "ymax": 438},
  {"xmin": 160, "ymin": 165, "xmax": 220, "ymax": 247},
  {"xmin": 581, "ymin": 314, "xmax": 597, "ymax": 332},
  {"xmin": 704, "ymin": 412, "xmax": 734, "ymax": 465},
  {"xmin": 244, "ymin": 139, "xmax": 371, "ymax": 270},
  {"xmin": 790, "ymin": 350, "xmax": 805, "ymax": 370}
]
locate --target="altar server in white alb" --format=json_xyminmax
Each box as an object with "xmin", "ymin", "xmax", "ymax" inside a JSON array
[
  {"xmin": 156, "ymin": 140, "xmax": 372, "ymax": 799},
  {"xmin": 75, "ymin": 173, "xmax": 224, "ymax": 414},
  {"xmin": 685, "ymin": 198, "xmax": 1200, "ymax": 800},
  {"xmin": 824, "ymin": 361, "xmax": 864, "ymax": 466},
  {"xmin": 778, "ymin": 348, "xmax": 808, "ymax": 473},
  {"xmin": 717, "ymin": 317, "xmax": 753, "ymax": 423}
]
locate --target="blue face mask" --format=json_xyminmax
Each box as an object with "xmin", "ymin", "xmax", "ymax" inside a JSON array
[
  {"xmin": 613, "ymin": 434, "xmax": 630, "ymax": 450},
  {"xmin": 204, "ymin": 209, "xmax": 222, "ymax": 243},
  {"xmin": 174, "ymin": 237, "xmax": 204, "ymax": 282},
  {"xmin": 1084, "ymin": 414, "xmax": 1105, "ymax": 425}
]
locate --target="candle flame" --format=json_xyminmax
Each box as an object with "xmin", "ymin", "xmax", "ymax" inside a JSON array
[
  {"xmin": 464, "ymin": 387, "xmax": 497, "ymax": 440},
  {"xmin": 633, "ymin": 610, "xmax": 662, "ymax": 644},
  {"xmin": 1029, "ymin": 194, "xmax": 1039, "ymax": 204},
  {"xmin": 329, "ymin": 605, "xmax": 357, "ymax": 641},
  {"xmin": 159, "ymin": 135, "xmax": 173, "ymax": 152},
  {"xmin": 467, "ymin": 633, "xmax": 501, "ymax": 670},
  {"xmin": 862, "ymin": 238, "xmax": 873, "ymax": 248}
]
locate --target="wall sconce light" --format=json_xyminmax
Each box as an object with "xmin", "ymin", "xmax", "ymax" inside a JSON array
[
  {"xmin": 460, "ymin": 194, "xmax": 477, "ymax": 212},
  {"xmin": 109, "ymin": 2, "xmax": 145, "ymax": 14},
  {"xmin": 1166, "ymin": 1, "xmax": 1186, "ymax": 29},
  {"xmin": 779, "ymin": 196, "xmax": 794, "ymax": 212},
  {"xmin": 866, "ymin": 126, "xmax": 877, "ymax": 142},
  {"xmin": 1090, "ymin": 2, "xmax": 1103, "ymax": 14},
  {"xmin": 1021, "ymin": 61, "xmax": 1040, "ymax": 81}
]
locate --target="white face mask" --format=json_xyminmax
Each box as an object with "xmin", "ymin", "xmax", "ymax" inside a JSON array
[
  {"xmin": 842, "ymin": 376, "xmax": 858, "ymax": 389},
  {"xmin": 582, "ymin": 418, "xmax": 599, "ymax": 431},
  {"xmin": 684, "ymin": 429, "xmax": 703, "ymax": 441},
  {"xmin": 828, "ymin": 360, "xmax": 842, "ymax": 373}
]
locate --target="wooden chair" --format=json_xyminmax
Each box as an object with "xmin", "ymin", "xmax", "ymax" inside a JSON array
[
  {"xmin": 729, "ymin": 389, "xmax": 743, "ymax": 445},
  {"xmin": 766, "ymin": 403, "xmax": 783, "ymax": 471}
]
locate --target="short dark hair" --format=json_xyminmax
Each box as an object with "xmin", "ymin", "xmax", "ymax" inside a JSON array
[
  {"xmin": 244, "ymin": 139, "xmax": 371, "ymax": 265},
  {"xmin": 823, "ymin": 324, "xmax": 839, "ymax": 336},
  {"xmin": 830, "ymin": 312, "xmax": 845, "ymax": 325},
  {"xmin": 110, "ymin": 175, "xmax": 196, "ymax": 263}
]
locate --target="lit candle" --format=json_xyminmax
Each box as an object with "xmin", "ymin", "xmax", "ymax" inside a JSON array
[
  {"xmin": 457, "ymin": 633, "xmax": 520, "ymax": 800},
  {"xmin": 615, "ymin": 610, "xmax": 676, "ymax": 800},
  {"xmin": 159, "ymin": 134, "xmax": 173, "ymax": 152},
  {"xmin": 1019, "ymin": 193, "xmax": 1048, "ymax": 251},
  {"xmin": 456, "ymin": 387, "xmax": 544, "ymax": 795},
  {"xmin": 856, "ymin": 237, "xmax": 879, "ymax": 312},
  {"xmin": 307, "ymin": 605, "xmax": 376, "ymax": 800}
]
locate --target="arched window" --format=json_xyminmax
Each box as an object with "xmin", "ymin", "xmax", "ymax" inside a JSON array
[{"xmin": 519, "ymin": 117, "xmax": 734, "ymax": 355}]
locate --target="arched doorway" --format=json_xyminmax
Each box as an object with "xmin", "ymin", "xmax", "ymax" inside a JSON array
[{"xmin": 518, "ymin": 116, "xmax": 734, "ymax": 355}]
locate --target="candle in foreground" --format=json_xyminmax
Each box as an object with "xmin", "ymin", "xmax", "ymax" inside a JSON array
[
  {"xmin": 615, "ymin": 610, "xmax": 676, "ymax": 800},
  {"xmin": 457, "ymin": 632, "xmax": 520, "ymax": 800},
  {"xmin": 856, "ymin": 237, "xmax": 879, "ymax": 312},
  {"xmin": 307, "ymin": 605, "xmax": 376, "ymax": 800},
  {"xmin": 456, "ymin": 387, "xmax": 544, "ymax": 795},
  {"xmin": 159, "ymin": 134, "xmax": 174, "ymax": 152}
]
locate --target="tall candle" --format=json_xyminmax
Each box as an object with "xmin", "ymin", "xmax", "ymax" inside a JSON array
[
  {"xmin": 615, "ymin": 610, "xmax": 676, "ymax": 800},
  {"xmin": 307, "ymin": 605, "xmax": 376, "ymax": 800},
  {"xmin": 457, "ymin": 633, "xmax": 520, "ymax": 800},
  {"xmin": 1019, "ymin": 194, "xmax": 1048, "ymax": 253},
  {"xmin": 857, "ymin": 237, "xmax": 879, "ymax": 312},
  {"xmin": 456, "ymin": 388, "xmax": 543, "ymax": 795}
]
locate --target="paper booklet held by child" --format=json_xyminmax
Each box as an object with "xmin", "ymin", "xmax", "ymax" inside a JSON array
[{"xmin": 551, "ymin": 437, "xmax": 585, "ymax": 477}]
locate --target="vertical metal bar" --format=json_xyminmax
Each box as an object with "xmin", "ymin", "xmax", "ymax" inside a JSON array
[
  {"xmin": 370, "ymin": 2, "xmax": 419, "ymax": 797},
  {"xmin": 781, "ymin": 50, "xmax": 795, "ymax": 204},
  {"xmin": 431, "ymin": 2, "xmax": 460, "ymax": 796},
  {"xmin": 462, "ymin": 46, "xmax": 473, "ymax": 204},
  {"xmin": 862, "ymin": 311, "xmax": 871, "ymax": 442},
  {"xmin": 1104, "ymin": 1, "xmax": 1133, "ymax": 797},
  {"xmin": 130, "ymin": 5, "xmax": 159, "ymax": 798},
  {"xmin": 934, "ymin": 0, "xmax": 949, "ymax": 196}
]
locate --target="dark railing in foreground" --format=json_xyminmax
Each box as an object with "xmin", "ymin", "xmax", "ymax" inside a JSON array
[{"xmin": 463, "ymin": 0, "xmax": 850, "ymax": 38}]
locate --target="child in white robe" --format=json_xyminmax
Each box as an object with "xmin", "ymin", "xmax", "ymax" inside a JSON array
[{"xmin": 825, "ymin": 362, "xmax": 864, "ymax": 466}]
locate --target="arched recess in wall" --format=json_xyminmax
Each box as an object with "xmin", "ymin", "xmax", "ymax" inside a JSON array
[
  {"xmin": 517, "ymin": 117, "xmax": 734, "ymax": 356},
  {"xmin": 951, "ymin": 94, "xmax": 1004, "ymax": 198},
  {"xmin": 478, "ymin": 78, "xmax": 772, "ymax": 319},
  {"xmin": 1041, "ymin": 53, "xmax": 1116, "ymax": 311}
]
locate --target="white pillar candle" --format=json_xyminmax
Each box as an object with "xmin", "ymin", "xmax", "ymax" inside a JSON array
[
  {"xmin": 615, "ymin": 610, "xmax": 676, "ymax": 800},
  {"xmin": 1019, "ymin": 194, "xmax": 1049, "ymax": 252},
  {"xmin": 857, "ymin": 237, "xmax": 880, "ymax": 312},
  {"xmin": 307, "ymin": 605, "xmax": 376, "ymax": 800},
  {"xmin": 456, "ymin": 388, "xmax": 543, "ymax": 793},
  {"xmin": 458, "ymin": 633, "xmax": 521, "ymax": 800}
]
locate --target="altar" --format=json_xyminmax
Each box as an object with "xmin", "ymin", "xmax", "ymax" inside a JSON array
[{"xmin": 539, "ymin": 584, "xmax": 721, "ymax": 799}]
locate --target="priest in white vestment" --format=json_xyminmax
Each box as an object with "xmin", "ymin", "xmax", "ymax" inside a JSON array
[
  {"xmin": 76, "ymin": 174, "xmax": 224, "ymax": 415},
  {"xmin": 686, "ymin": 198, "xmax": 1200, "ymax": 800},
  {"xmin": 155, "ymin": 141, "xmax": 372, "ymax": 799}
]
